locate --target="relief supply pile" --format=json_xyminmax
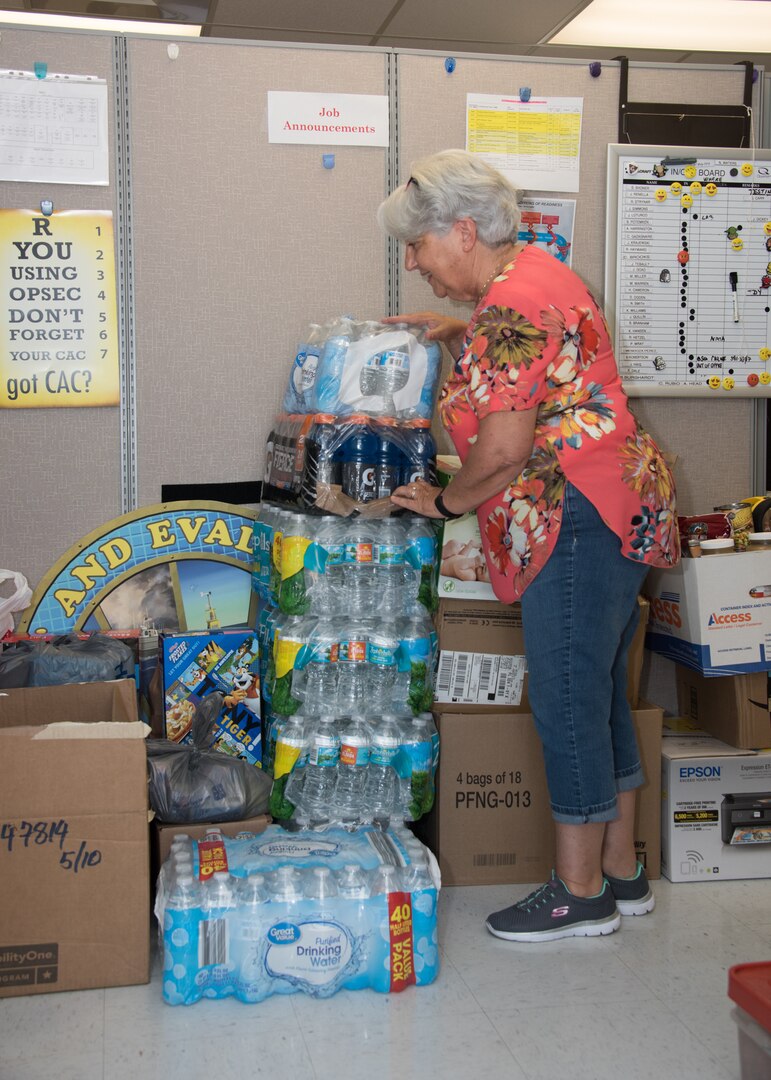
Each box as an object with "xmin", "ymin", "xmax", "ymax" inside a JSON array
[
  {"xmin": 263, "ymin": 318, "xmax": 442, "ymax": 514},
  {"xmin": 156, "ymin": 823, "xmax": 439, "ymax": 1004}
]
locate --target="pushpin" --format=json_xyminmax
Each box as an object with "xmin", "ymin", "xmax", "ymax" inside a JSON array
[
  {"xmin": 34, "ymin": 62, "xmax": 47, "ymax": 80},
  {"xmin": 40, "ymin": 199, "xmax": 53, "ymax": 216},
  {"xmin": 589, "ymin": 62, "xmax": 602, "ymax": 78},
  {"xmin": 444, "ymin": 57, "xmax": 456, "ymax": 74},
  {"xmin": 322, "ymin": 154, "xmax": 335, "ymax": 170},
  {"xmin": 167, "ymin": 43, "xmax": 179, "ymax": 60},
  {"xmin": 519, "ymin": 88, "xmax": 531, "ymax": 102}
]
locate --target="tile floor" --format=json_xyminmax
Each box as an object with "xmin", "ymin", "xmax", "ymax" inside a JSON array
[{"xmin": 1, "ymin": 875, "xmax": 767, "ymax": 1080}]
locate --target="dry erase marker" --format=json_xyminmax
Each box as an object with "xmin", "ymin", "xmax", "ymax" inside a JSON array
[{"xmin": 729, "ymin": 271, "xmax": 739, "ymax": 322}]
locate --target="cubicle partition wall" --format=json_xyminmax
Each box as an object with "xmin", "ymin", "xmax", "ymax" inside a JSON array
[{"xmin": 0, "ymin": 29, "xmax": 761, "ymax": 601}]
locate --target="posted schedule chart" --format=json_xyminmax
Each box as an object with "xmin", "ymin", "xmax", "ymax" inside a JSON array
[{"xmin": 606, "ymin": 146, "xmax": 771, "ymax": 397}]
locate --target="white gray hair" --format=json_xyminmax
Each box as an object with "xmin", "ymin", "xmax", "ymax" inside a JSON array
[{"xmin": 377, "ymin": 149, "xmax": 522, "ymax": 248}]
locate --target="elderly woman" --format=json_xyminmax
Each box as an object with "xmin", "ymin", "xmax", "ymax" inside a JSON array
[{"xmin": 379, "ymin": 149, "xmax": 679, "ymax": 943}]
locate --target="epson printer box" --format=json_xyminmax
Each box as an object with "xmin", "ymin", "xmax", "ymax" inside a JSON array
[{"xmin": 661, "ymin": 733, "xmax": 771, "ymax": 882}]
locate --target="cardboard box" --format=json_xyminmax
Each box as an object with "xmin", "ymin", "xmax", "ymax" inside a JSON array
[
  {"xmin": 0, "ymin": 680, "xmax": 150, "ymax": 997},
  {"xmin": 434, "ymin": 600, "xmax": 529, "ymax": 712},
  {"xmin": 161, "ymin": 629, "xmax": 262, "ymax": 765},
  {"xmin": 676, "ymin": 666, "xmax": 771, "ymax": 750},
  {"xmin": 152, "ymin": 814, "xmax": 272, "ymax": 873},
  {"xmin": 416, "ymin": 703, "xmax": 662, "ymax": 886},
  {"xmin": 433, "ymin": 597, "xmax": 648, "ymax": 712},
  {"xmin": 661, "ymin": 734, "xmax": 771, "ymax": 882},
  {"xmin": 645, "ymin": 552, "xmax": 771, "ymax": 675}
]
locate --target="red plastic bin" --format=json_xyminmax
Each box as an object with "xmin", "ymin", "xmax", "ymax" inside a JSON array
[{"xmin": 728, "ymin": 963, "xmax": 771, "ymax": 1079}]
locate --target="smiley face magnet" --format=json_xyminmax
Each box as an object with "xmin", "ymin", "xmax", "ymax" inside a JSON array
[
  {"xmin": 708, "ymin": 376, "xmax": 721, "ymax": 389},
  {"xmin": 681, "ymin": 194, "xmax": 693, "ymax": 208}
]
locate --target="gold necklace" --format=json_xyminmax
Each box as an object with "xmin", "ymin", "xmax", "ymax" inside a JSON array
[{"xmin": 477, "ymin": 246, "xmax": 518, "ymax": 303}]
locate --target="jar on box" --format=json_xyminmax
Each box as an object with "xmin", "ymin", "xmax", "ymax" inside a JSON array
[{"xmin": 700, "ymin": 538, "xmax": 735, "ymax": 556}]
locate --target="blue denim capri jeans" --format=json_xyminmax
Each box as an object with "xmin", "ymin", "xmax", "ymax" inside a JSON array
[{"xmin": 519, "ymin": 482, "xmax": 650, "ymax": 824}]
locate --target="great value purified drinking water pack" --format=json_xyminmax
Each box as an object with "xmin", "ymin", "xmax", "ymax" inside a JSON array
[{"xmin": 157, "ymin": 823, "xmax": 440, "ymax": 1005}]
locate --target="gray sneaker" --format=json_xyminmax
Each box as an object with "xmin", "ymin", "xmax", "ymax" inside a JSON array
[
  {"xmin": 604, "ymin": 863, "xmax": 655, "ymax": 916},
  {"xmin": 485, "ymin": 873, "xmax": 621, "ymax": 942}
]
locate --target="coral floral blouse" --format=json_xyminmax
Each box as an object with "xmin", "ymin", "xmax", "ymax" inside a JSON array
[{"xmin": 438, "ymin": 244, "xmax": 680, "ymax": 604}]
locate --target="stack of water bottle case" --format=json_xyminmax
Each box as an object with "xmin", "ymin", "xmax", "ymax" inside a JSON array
[{"xmin": 156, "ymin": 318, "xmax": 445, "ymax": 1004}]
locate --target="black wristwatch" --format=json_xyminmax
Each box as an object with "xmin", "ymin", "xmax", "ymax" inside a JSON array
[{"xmin": 434, "ymin": 492, "xmax": 464, "ymax": 519}]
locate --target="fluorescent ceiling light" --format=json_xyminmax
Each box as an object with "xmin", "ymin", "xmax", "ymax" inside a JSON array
[
  {"xmin": 547, "ymin": 0, "xmax": 771, "ymax": 51},
  {"xmin": 0, "ymin": 10, "xmax": 201, "ymax": 35}
]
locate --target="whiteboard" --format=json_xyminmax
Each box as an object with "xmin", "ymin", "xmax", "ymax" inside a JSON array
[{"xmin": 605, "ymin": 143, "xmax": 771, "ymax": 397}]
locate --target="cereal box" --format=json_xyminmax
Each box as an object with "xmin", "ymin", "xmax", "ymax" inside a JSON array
[{"xmin": 161, "ymin": 630, "xmax": 261, "ymax": 766}]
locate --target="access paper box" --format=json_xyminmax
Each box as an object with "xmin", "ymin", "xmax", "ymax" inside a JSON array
[
  {"xmin": 0, "ymin": 680, "xmax": 150, "ymax": 997},
  {"xmin": 417, "ymin": 704, "xmax": 662, "ymax": 885},
  {"xmin": 433, "ymin": 597, "xmax": 648, "ymax": 712},
  {"xmin": 676, "ymin": 666, "xmax": 771, "ymax": 750},
  {"xmin": 646, "ymin": 552, "xmax": 771, "ymax": 676},
  {"xmin": 661, "ymin": 734, "xmax": 771, "ymax": 882}
]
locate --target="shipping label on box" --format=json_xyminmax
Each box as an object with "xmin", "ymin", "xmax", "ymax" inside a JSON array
[
  {"xmin": 646, "ymin": 553, "xmax": 771, "ymax": 675},
  {"xmin": 162, "ymin": 630, "xmax": 261, "ymax": 765},
  {"xmin": 661, "ymin": 736, "xmax": 771, "ymax": 882},
  {"xmin": 434, "ymin": 650, "xmax": 526, "ymax": 706}
]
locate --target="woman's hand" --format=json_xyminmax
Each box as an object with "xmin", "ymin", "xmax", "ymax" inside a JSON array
[
  {"xmin": 390, "ymin": 479, "xmax": 446, "ymax": 518},
  {"xmin": 381, "ymin": 312, "xmax": 468, "ymax": 358}
]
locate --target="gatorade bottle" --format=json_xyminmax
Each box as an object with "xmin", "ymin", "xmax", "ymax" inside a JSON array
[
  {"xmin": 401, "ymin": 418, "xmax": 436, "ymax": 487},
  {"xmin": 300, "ymin": 414, "xmax": 342, "ymax": 507},
  {"xmin": 375, "ymin": 418, "xmax": 405, "ymax": 499},
  {"xmin": 341, "ymin": 415, "xmax": 378, "ymax": 503}
]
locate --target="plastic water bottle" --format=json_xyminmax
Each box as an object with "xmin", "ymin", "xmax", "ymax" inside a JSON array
[
  {"xmin": 364, "ymin": 714, "xmax": 401, "ymax": 827},
  {"xmin": 377, "ymin": 341, "xmax": 411, "ymax": 416},
  {"xmin": 297, "ymin": 617, "xmax": 339, "ymax": 713},
  {"xmin": 341, "ymin": 520, "xmax": 376, "ymax": 617},
  {"xmin": 404, "ymin": 515, "xmax": 439, "ymax": 615},
  {"xmin": 337, "ymin": 863, "xmax": 370, "ymax": 901},
  {"xmin": 278, "ymin": 513, "xmax": 315, "ymax": 616},
  {"xmin": 298, "ymin": 715, "xmax": 340, "ymax": 827},
  {"xmin": 162, "ymin": 873, "xmax": 202, "ymax": 1005},
  {"xmin": 420, "ymin": 710, "xmax": 440, "ymax": 782},
  {"xmin": 367, "ymin": 622, "xmax": 399, "ymax": 704},
  {"xmin": 373, "ymin": 518, "xmax": 406, "ymax": 618},
  {"xmin": 269, "ymin": 712, "xmax": 307, "ymax": 822},
  {"xmin": 305, "ymin": 866, "xmax": 339, "ymax": 906},
  {"xmin": 375, "ymin": 419, "xmax": 404, "ymax": 498},
  {"xmin": 337, "ymin": 619, "xmax": 370, "ymax": 712},
  {"xmin": 235, "ymin": 874, "xmax": 270, "ymax": 1003},
  {"xmin": 402, "ymin": 848, "xmax": 435, "ymax": 894},
  {"xmin": 396, "ymin": 712, "xmax": 435, "ymax": 822},
  {"xmin": 309, "ymin": 516, "xmax": 346, "ymax": 613},
  {"xmin": 417, "ymin": 339, "xmax": 443, "ymax": 420},
  {"xmin": 284, "ymin": 333, "xmax": 320, "ymax": 414},
  {"xmin": 401, "ymin": 418, "xmax": 436, "ymax": 486},
  {"xmin": 271, "ymin": 613, "xmax": 312, "ymax": 717},
  {"xmin": 395, "ymin": 613, "xmax": 437, "ymax": 714},
  {"xmin": 314, "ymin": 316, "xmax": 354, "ymax": 414},
  {"xmin": 332, "ymin": 714, "xmax": 372, "ymax": 829},
  {"xmin": 201, "ymin": 870, "xmax": 237, "ymax": 991},
  {"xmin": 371, "ymin": 863, "xmax": 401, "ymax": 896},
  {"xmin": 340, "ymin": 415, "xmax": 378, "ymax": 503}
]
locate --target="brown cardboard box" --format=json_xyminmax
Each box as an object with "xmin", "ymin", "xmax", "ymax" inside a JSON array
[
  {"xmin": 676, "ymin": 666, "xmax": 771, "ymax": 750},
  {"xmin": 416, "ymin": 703, "xmax": 662, "ymax": 886},
  {"xmin": 0, "ymin": 680, "xmax": 150, "ymax": 997},
  {"xmin": 434, "ymin": 596, "xmax": 649, "ymax": 713},
  {"xmin": 152, "ymin": 814, "xmax": 272, "ymax": 871}
]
